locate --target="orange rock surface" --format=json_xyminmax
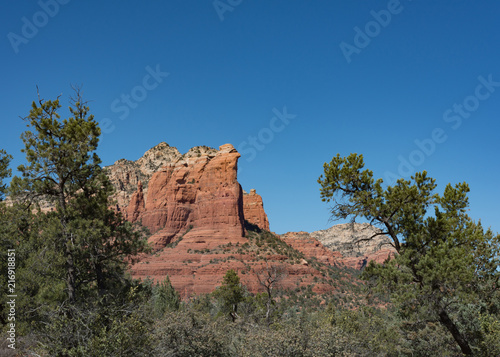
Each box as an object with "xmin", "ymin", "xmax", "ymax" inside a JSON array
[
  {"xmin": 127, "ymin": 144, "xmax": 245, "ymax": 250},
  {"xmin": 125, "ymin": 181, "xmax": 145, "ymax": 222},
  {"xmin": 130, "ymin": 232, "xmax": 338, "ymax": 298},
  {"xmin": 242, "ymin": 189, "xmax": 269, "ymax": 231},
  {"xmin": 280, "ymin": 231, "xmax": 343, "ymax": 266}
]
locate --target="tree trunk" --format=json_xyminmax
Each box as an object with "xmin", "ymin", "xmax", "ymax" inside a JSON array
[
  {"xmin": 265, "ymin": 298, "xmax": 271, "ymax": 326},
  {"xmin": 439, "ymin": 309, "xmax": 473, "ymax": 356},
  {"xmin": 59, "ymin": 189, "xmax": 76, "ymax": 303},
  {"xmin": 65, "ymin": 234, "xmax": 76, "ymax": 303},
  {"xmin": 95, "ymin": 262, "xmax": 105, "ymax": 296},
  {"xmin": 265, "ymin": 286, "xmax": 273, "ymax": 327}
]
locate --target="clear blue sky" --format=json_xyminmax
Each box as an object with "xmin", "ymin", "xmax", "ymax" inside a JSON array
[{"xmin": 1, "ymin": 1, "xmax": 499, "ymax": 235}]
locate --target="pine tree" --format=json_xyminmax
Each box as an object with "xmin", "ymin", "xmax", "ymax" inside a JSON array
[
  {"xmin": 11, "ymin": 87, "xmax": 149, "ymax": 303},
  {"xmin": 318, "ymin": 153, "xmax": 500, "ymax": 355}
]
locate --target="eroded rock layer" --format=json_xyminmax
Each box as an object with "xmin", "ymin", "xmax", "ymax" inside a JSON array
[
  {"xmin": 125, "ymin": 144, "xmax": 245, "ymax": 249},
  {"xmin": 242, "ymin": 189, "xmax": 270, "ymax": 231}
]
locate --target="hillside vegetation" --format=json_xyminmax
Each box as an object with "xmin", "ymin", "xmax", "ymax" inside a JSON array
[{"xmin": 0, "ymin": 91, "xmax": 498, "ymax": 356}]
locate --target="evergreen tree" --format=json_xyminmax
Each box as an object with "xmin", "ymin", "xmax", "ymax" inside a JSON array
[
  {"xmin": 0, "ymin": 149, "xmax": 12, "ymax": 201},
  {"xmin": 318, "ymin": 153, "xmax": 500, "ymax": 355},
  {"xmin": 0, "ymin": 149, "xmax": 14, "ymax": 326},
  {"xmin": 153, "ymin": 275, "xmax": 181, "ymax": 315},
  {"xmin": 213, "ymin": 269, "xmax": 245, "ymax": 321},
  {"xmin": 10, "ymin": 87, "xmax": 149, "ymax": 303}
]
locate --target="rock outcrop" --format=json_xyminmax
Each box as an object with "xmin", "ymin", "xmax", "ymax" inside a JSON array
[
  {"xmin": 242, "ymin": 189, "xmax": 269, "ymax": 231},
  {"xmin": 112, "ymin": 142, "xmax": 349, "ymax": 298},
  {"xmin": 280, "ymin": 231, "xmax": 342, "ymax": 266},
  {"xmin": 124, "ymin": 144, "xmax": 245, "ymax": 249},
  {"xmin": 106, "ymin": 142, "xmax": 393, "ymax": 298},
  {"xmin": 125, "ymin": 181, "xmax": 145, "ymax": 222},
  {"xmin": 105, "ymin": 142, "xmax": 203, "ymax": 208},
  {"xmin": 310, "ymin": 223, "xmax": 396, "ymax": 269}
]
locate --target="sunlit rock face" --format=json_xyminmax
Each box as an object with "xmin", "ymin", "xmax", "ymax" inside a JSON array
[
  {"xmin": 243, "ymin": 189, "xmax": 269, "ymax": 231},
  {"xmin": 123, "ymin": 143, "xmax": 245, "ymax": 249}
]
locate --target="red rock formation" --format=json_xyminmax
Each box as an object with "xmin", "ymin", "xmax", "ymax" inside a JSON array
[
  {"xmin": 125, "ymin": 143, "xmax": 342, "ymax": 298},
  {"xmin": 127, "ymin": 144, "xmax": 245, "ymax": 249},
  {"xmin": 243, "ymin": 189, "xmax": 270, "ymax": 231},
  {"xmin": 280, "ymin": 231, "xmax": 343, "ymax": 267},
  {"xmin": 130, "ymin": 232, "xmax": 340, "ymax": 298},
  {"xmin": 125, "ymin": 181, "xmax": 145, "ymax": 222},
  {"xmin": 120, "ymin": 143, "xmax": 380, "ymax": 298},
  {"xmin": 342, "ymin": 249, "xmax": 395, "ymax": 269}
]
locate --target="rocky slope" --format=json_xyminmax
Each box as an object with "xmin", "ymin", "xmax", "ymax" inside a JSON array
[
  {"xmin": 130, "ymin": 229, "xmax": 343, "ymax": 298},
  {"xmin": 310, "ymin": 223, "xmax": 396, "ymax": 269}
]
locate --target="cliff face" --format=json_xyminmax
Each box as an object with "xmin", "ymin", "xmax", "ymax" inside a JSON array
[
  {"xmin": 108, "ymin": 143, "xmax": 270, "ymax": 242},
  {"xmin": 105, "ymin": 142, "xmax": 208, "ymax": 209},
  {"xmin": 242, "ymin": 189, "xmax": 269, "ymax": 231},
  {"xmin": 124, "ymin": 181, "xmax": 145, "ymax": 222},
  {"xmin": 124, "ymin": 144, "xmax": 245, "ymax": 249}
]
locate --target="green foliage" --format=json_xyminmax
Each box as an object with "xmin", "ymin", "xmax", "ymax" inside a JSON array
[
  {"xmin": 153, "ymin": 311, "xmax": 231, "ymax": 357},
  {"xmin": 152, "ymin": 306, "xmax": 351, "ymax": 357},
  {"xmin": 328, "ymin": 305, "xmax": 411, "ymax": 355},
  {"xmin": 0, "ymin": 149, "xmax": 12, "ymax": 201},
  {"xmin": 31, "ymin": 284, "xmax": 153, "ymax": 357},
  {"xmin": 0, "ymin": 201, "xmax": 64, "ymax": 330},
  {"xmin": 1, "ymin": 89, "xmax": 153, "ymax": 355},
  {"xmin": 478, "ymin": 312, "xmax": 500, "ymax": 356},
  {"xmin": 319, "ymin": 153, "xmax": 500, "ymax": 355},
  {"xmin": 212, "ymin": 269, "xmax": 245, "ymax": 321},
  {"xmin": 153, "ymin": 275, "xmax": 181, "ymax": 315},
  {"xmin": 11, "ymin": 88, "xmax": 149, "ymax": 303}
]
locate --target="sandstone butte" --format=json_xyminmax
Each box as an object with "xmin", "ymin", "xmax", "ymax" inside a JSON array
[{"xmin": 104, "ymin": 142, "xmax": 395, "ymax": 298}]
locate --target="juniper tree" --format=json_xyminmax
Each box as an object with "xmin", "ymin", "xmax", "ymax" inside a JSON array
[
  {"xmin": 153, "ymin": 275, "xmax": 181, "ymax": 315},
  {"xmin": 318, "ymin": 153, "xmax": 500, "ymax": 356},
  {"xmin": 213, "ymin": 269, "xmax": 245, "ymax": 322}
]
